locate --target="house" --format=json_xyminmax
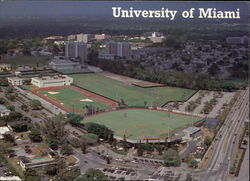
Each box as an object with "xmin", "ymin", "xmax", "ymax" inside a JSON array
[
  {"xmin": 0, "ymin": 105, "xmax": 11, "ymax": 117},
  {"xmin": 0, "ymin": 126, "xmax": 12, "ymax": 139}
]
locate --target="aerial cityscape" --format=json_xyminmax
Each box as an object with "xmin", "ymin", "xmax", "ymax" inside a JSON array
[{"xmin": 0, "ymin": 1, "xmax": 249, "ymax": 181}]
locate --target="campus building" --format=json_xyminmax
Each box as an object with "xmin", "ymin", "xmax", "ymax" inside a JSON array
[
  {"xmin": 31, "ymin": 75, "xmax": 73, "ymax": 88},
  {"xmin": 0, "ymin": 63, "xmax": 12, "ymax": 72},
  {"xmin": 49, "ymin": 56, "xmax": 82, "ymax": 71},
  {"xmin": 7, "ymin": 77, "xmax": 23, "ymax": 86},
  {"xmin": 0, "ymin": 105, "xmax": 11, "ymax": 117},
  {"xmin": 76, "ymin": 33, "xmax": 94, "ymax": 43},
  {"xmin": 106, "ymin": 41, "xmax": 131, "ymax": 59},
  {"xmin": 65, "ymin": 41, "xmax": 87, "ymax": 64}
]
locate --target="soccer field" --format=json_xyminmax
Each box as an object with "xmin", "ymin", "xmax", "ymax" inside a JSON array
[
  {"xmin": 83, "ymin": 109, "xmax": 200, "ymax": 140},
  {"xmin": 71, "ymin": 74, "xmax": 196, "ymax": 106},
  {"xmin": 34, "ymin": 86, "xmax": 116, "ymax": 113}
]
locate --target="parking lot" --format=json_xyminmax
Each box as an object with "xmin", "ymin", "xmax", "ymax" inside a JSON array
[{"xmin": 99, "ymin": 167, "xmax": 138, "ymax": 180}]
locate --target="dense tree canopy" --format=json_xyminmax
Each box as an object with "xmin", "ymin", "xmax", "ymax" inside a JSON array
[
  {"xmin": 73, "ymin": 168, "xmax": 108, "ymax": 181},
  {"xmin": 163, "ymin": 148, "xmax": 181, "ymax": 167},
  {"xmin": 84, "ymin": 122, "xmax": 113, "ymax": 141}
]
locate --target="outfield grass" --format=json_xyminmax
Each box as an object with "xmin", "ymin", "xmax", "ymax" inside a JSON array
[
  {"xmin": 1, "ymin": 55, "xmax": 50, "ymax": 66},
  {"xmin": 38, "ymin": 87, "xmax": 110, "ymax": 111},
  {"xmin": 71, "ymin": 74, "xmax": 196, "ymax": 106},
  {"xmin": 83, "ymin": 109, "xmax": 200, "ymax": 140}
]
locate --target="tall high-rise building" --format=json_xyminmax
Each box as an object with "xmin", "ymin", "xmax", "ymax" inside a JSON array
[
  {"xmin": 106, "ymin": 41, "xmax": 131, "ymax": 59},
  {"xmin": 65, "ymin": 41, "xmax": 87, "ymax": 64}
]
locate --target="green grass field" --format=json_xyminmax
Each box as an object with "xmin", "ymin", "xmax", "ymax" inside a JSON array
[
  {"xmin": 1, "ymin": 55, "xmax": 50, "ymax": 66},
  {"xmin": 71, "ymin": 74, "xmax": 196, "ymax": 106},
  {"xmin": 37, "ymin": 87, "xmax": 110, "ymax": 111},
  {"xmin": 83, "ymin": 109, "xmax": 200, "ymax": 140}
]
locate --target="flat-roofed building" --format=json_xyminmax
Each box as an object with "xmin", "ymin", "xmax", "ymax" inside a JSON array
[
  {"xmin": 7, "ymin": 77, "xmax": 23, "ymax": 86},
  {"xmin": 0, "ymin": 126, "xmax": 12, "ymax": 139},
  {"xmin": 0, "ymin": 105, "xmax": 11, "ymax": 117},
  {"xmin": 50, "ymin": 56, "xmax": 82, "ymax": 71},
  {"xmin": 0, "ymin": 176, "xmax": 22, "ymax": 181},
  {"xmin": 31, "ymin": 75, "xmax": 73, "ymax": 88}
]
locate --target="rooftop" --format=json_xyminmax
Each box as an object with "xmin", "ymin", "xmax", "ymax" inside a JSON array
[
  {"xmin": 0, "ymin": 176, "xmax": 22, "ymax": 181},
  {"xmin": 0, "ymin": 126, "xmax": 11, "ymax": 135},
  {"xmin": 32, "ymin": 75, "xmax": 71, "ymax": 81},
  {"xmin": 183, "ymin": 126, "xmax": 201, "ymax": 134},
  {"xmin": 0, "ymin": 105, "xmax": 10, "ymax": 113}
]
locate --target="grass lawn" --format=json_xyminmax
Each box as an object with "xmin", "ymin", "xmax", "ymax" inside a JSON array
[
  {"xmin": 71, "ymin": 73, "xmax": 196, "ymax": 106},
  {"xmin": 1, "ymin": 55, "xmax": 50, "ymax": 66},
  {"xmin": 82, "ymin": 109, "xmax": 200, "ymax": 140},
  {"xmin": 37, "ymin": 87, "xmax": 110, "ymax": 111}
]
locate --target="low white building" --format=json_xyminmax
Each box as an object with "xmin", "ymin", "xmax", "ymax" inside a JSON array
[
  {"xmin": 0, "ymin": 126, "xmax": 12, "ymax": 139},
  {"xmin": 7, "ymin": 77, "xmax": 23, "ymax": 86},
  {"xmin": 0, "ymin": 176, "xmax": 22, "ymax": 181},
  {"xmin": 0, "ymin": 105, "xmax": 11, "ymax": 117},
  {"xmin": 31, "ymin": 75, "xmax": 73, "ymax": 88}
]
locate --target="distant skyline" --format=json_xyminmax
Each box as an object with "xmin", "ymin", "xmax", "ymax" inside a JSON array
[{"xmin": 0, "ymin": 1, "xmax": 248, "ymax": 23}]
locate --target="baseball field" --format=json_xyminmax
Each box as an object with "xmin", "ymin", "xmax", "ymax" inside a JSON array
[
  {"xmin": 33, "ymin": 86, "xmax": 116, "ymax": 113},
  {"xmin": 82, "ymin": 109, "xmax": 200, "ymax": 140},
  {"xmin": 70, "ymin": 74, "xmax": 196, "ymax": 106}
]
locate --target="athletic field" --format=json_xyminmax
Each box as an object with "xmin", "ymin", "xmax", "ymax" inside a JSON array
[
  {"xmin": 71, "ymin": 74, "xmax": 196, "ymax": 106},
  {"xmin": 32, "ymin": 86, "xmax": 116, "ymax": 113},
  {"xmin": 83, "ymin": 109, "xmax": 200, "ymax": 140}
]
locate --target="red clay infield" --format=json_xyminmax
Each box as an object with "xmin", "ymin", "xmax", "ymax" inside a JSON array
[{"xmin": 31, "ymin": 85, "xmax": 117, "ymax": 113}]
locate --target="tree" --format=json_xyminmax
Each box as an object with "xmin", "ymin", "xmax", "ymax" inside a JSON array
[
  {"xmin": 29, "ymin": 99, "xmax": 42, "ymax": 110},
  {"xmin": 11, "ymin": 123, "xmax": 28, "ymax": 132},
  {"xmin": 85, "ymin": 122, "xmax": 113, "ymax": 142},
  {"xmin": 28, "ymin": 129, "xmax": 42, "ymax": 142},
  {"xmin": 21, "ymin": 104, "xmax": 29, "ymax": 112},
  {"xmin": 45, "ymin": 166, "xmax": 58, "ymax": 176},
  {"xmin": 163, "ymin": 148, "xmax": 181, "ymax": 167},
  {"xmin": 0, "ymin": 78, "xmax": 8, "ymax": 86},
  {"xmin": 82, "ymin": 133, "xmax": 98, "ymax": 145},
  {"xmin": 208, "ymin": 63, "xmax": 220, "ymax": 76},
  {"xmin": 67, "ymin": 113, "xmax": 83, "ymax": 126},
  {"xmin": 24, "ymin": 168, "xmax": 41, "ymax": 181},
  {"xmin": 40, "ymin": 114, "xmax": 68, "ymax": 145},
  {"xmin": 23, "ymin": 79, "xmax": 31, "ymax": 85},
  {"xmin": 6, "ymin": 104, "xmax": 15, "ymax": 111},
  {"xmin": 74, "ymin": 168, "xmax": 108, "ymax": 181},
  {"xmin": 55, "ymin": 166, "xmax": 80, "ymax": 181},
  {"xmin": 5, "ymin": 86, "xmax": 14, "ymax": 93},
  {"xmin": 0, "ymin": 97, "xmax": 6, "ymax": 104},
  {"xmin": 3, "ymin": 134, "xmax": 15, "ymax": 143},
  {"xmin": 69, "ymin": 137, "xmax": 81, "ymax": 148},
  {"xmin": 46, "ymin": 137, "xmax": 58, "ymax": 150},
  {"xmin": 188, "ymin": 159, "xmax": 198, "ymax": 168},
  {"xmin": 61, "ymin": 144, "xmax": 73, "ymax": 155},
  {"xmin": 204, "ymin": 136, "xmax": 212, "ymax": 147},
  {"xmin": 80, "ymin": 142, "xmax": 87, "ymax": 154}
]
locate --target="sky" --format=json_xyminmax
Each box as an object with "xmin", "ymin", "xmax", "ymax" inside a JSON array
[{"xmin": 0, "ymin": 1, "xmax": 248, "ymax": 23}]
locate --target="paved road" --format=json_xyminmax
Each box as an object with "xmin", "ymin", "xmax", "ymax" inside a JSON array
[
  {"xmin": 193, "ymin": 88, "xmax": 249, "ymax": 181},
  {"xmin": 234, "ymin": 137, "xmax": 249, "ymax": 181}
]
